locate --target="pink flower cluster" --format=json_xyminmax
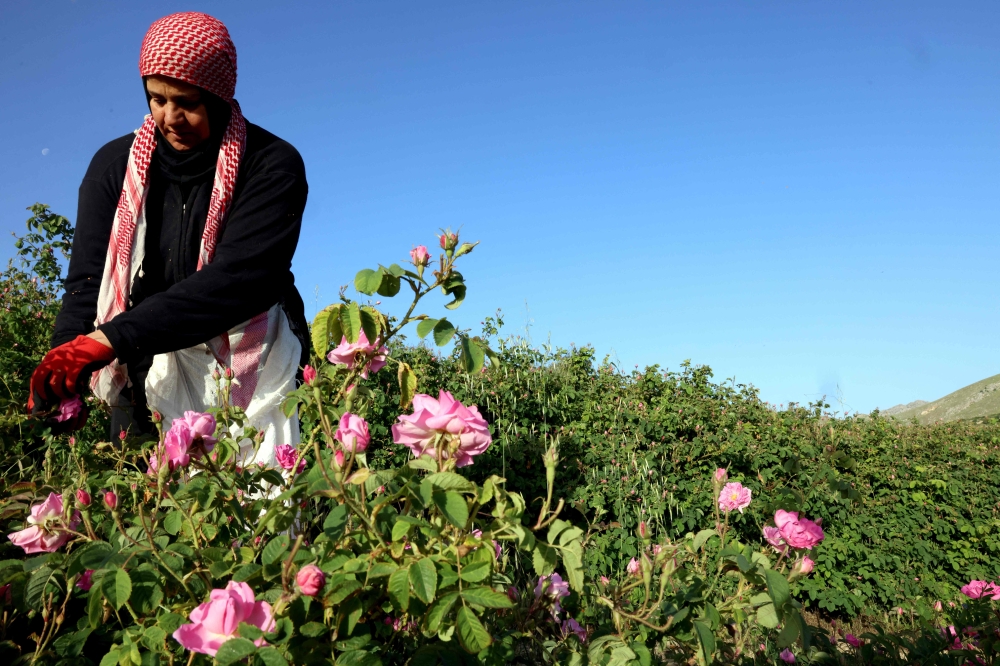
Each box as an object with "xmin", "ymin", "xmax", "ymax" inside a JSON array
[
  {"xmin": 7, "ymin": 493, "xmax": 81, "ymax": 554},
  {"xmin": 173, "ymin": 581, "xmax": 275, "ymax": 656},
  {"xmin": 534, "ymin": 573, "xmax": 571, "ymax": 617},
  {"xmin": 718, "ymin": 482, "xmax": 752, "ymax": 513},
  {"xmin": 961, "ymin": 580, "xmax": 1000, "ymax": 600},
  {"xmin": 149, "ymin": 411, "xmax": 217, "ymax": 477},
  {"xmin": 326, "ymin": 331, "xmax": 387, "ymax": 379},
  {"xmin": 275, "ymin": 444, "xmax": 306, "ymax": 474},
  {"xmin": 763, "ymin": 510, "xmax": 824, "ymax": 551},
  {"xmin": 391, "ymin": 391, "xmax": 491, "ymax": 467}
]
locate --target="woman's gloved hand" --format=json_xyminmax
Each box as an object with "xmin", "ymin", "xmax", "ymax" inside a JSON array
[{"xmin": 28, "ymin": 335, "xmax": 117, "ymax": 414}]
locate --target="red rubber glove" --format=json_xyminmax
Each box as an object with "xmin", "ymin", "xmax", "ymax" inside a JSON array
[{"xmin": 28, "ymin": 335, "xmax": 116, "ymax": 414}]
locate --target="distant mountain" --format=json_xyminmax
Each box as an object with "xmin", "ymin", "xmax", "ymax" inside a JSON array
[{"xmin": 884, "ymin": 374, "xmax": 1000, "ymax": 423}]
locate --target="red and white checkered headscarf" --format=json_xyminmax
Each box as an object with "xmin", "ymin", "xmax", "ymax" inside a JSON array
[{"xmin": 93, "ymin": 12, "xmax": 260, "ymax": 407}]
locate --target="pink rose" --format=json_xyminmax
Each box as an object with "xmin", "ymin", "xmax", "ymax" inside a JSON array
[
  {"xmin": 779, "ymin": 648, "xmax": 795, "ymax": 663},
  {"xmin": 7, "ymin": 493, "xmax": 81, "ymax": 554},
  {"xmin": 296, "ymin": 564, "xmax": 325, "ymax": 597},
  {"xmin": 793, "ymin": 556, "xmax": 814, "ymax": 576},
  {"xmin": 561, "ymin": 618, "xmax": 587, "ymax": 643},
  {"xmin": 335, "ymin": 413, "xmax": 370, "ymax": 452},
  {"xmin": 76, "ymin": 488, "xmax": 91, "ymax": 507},
  {"xmin": 175, "ymin": 411, "xmax": 217, "ymax": 449},
  {"xmin": 534, "ymin": 573, "xmax": 570, "ymax": 601},
  {"xmin": 600, "ymin": 576, "xmax": 610, "ymax": 585},
  {"xmin": 718, "ymin": 482, "xmax": 752, "ymax": 513},
  {"xmin": 55, "ymin": 396, "xmax": 83, "ymax": 423},
  {"xmin": 763, "ymin": 526, "xmax": 787, "ymax": 552},
  {"xmin": 713, "ymin": 468, "xmax": 728, "ymax": 484},
  {"xmin": 774, "ymin": 510, "xmax": 824, "ymax": 549},
  {"xmin": 961, "ymin": 580, "xmax": 1000, "ymax": 600},
  {"xmin": 172, "ymin": 581, "xmax": 275, "ymax": 656},
  {"xmin": 302, "ymin": 365, "xmax": 317, "ymax": 385},
  {"xmin": 76, "ymin": 569, "xmax": 94, "ymax": 591},
  {"xmin": 391, "ymin": 391, "xmax": 491, "ymax": 467},
  {"xmin": 933, "ymin": 600, "xmax": 943, "ymax": 612},
  {"xmin": 326, "ymin": 330, "xmax": 387, "ymax": 379},
  {"xmin": 275, "ymin": 445, "xmax": 305, "ymax": 473},
  {"xmin": 103, "ymin": 490, "xmax": 117, "ymax": 510},
  {"xmin": 627, "ymin": 557, "xmax": 641, "ymax": 576},
  {"xmin": 410, "ymin": 245, "xmax": 431, "ymax": 267},
  {"xmin": 844, "ymin": 634, "xmax": 861, "ymax": 648}
]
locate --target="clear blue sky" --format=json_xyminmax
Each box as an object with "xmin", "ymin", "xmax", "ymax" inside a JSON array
[{"xmin": 1, "ymin": 1, "xmax": 997, "ymax": 413}]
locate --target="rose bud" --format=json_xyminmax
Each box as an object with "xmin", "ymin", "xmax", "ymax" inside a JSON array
[
  {"xmin": 302, "ymin": 365, "xmax": 317, "ymax": 385},
  {"xmin": 103, "ymin": 490, "xmax": 118, "ymax": 510},
  {"xmin": 296, "ymin": 564, "xmax": 325, "ymax": 597},
  {"xmin": 76, "ymin": 488, "xmax": 91, "ymax": 507}
]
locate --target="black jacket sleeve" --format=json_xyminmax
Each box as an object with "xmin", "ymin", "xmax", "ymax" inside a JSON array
[
  {"xmin": 98, "ymin": 140, "xmax": 308, "ymax": 363},
  {"xmin": 52, "ymin": 135, "xmax": 134, "ymax": 348}
]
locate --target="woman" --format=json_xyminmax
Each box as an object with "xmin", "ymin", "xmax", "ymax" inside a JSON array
[{"xmin": 29, "ymin": 12, "xmax": 310, "ymax": 464}]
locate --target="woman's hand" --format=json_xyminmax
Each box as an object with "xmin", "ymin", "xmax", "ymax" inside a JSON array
[{"xmin": 28, "ymin": 335, "xmax": 117, "ymax": 414}]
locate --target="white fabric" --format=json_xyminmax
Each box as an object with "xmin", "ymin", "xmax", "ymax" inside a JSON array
[{"xmin": 145, "ymin": 303, "xmax": 301, "ymax": 466}]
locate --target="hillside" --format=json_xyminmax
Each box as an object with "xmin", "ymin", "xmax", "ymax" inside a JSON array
[{"xmin": 885, "ymin": 373, "xmax": 1000, "ymax": 423}]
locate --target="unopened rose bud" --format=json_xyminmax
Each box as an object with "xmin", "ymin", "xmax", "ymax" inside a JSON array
[
  {"xmin": 68, "ymin": 437, "xmax": 76, "ymax": 446},
  {"xmin": 439, "ymin": 232, "xmax": 458, "ymax": 252},
  {"xmin": 302, "ymin": 365, "xmax": 317, "ymax": 385},
  {"xmin": 714, "ymin": 468, "xmax": 728, "ymax": 485},
  {"xmin": 409, "ymin": 245, "xmax": 431, "ymax": 268},
  {"xmin": 638, "ymin": 521, "xmax": 648, "ymax": 539},
  {"xmin": 103, "ymin": 490, "xmax": 118, "ymax": 510},
  {"xmin": 296, "ymin": 564, "xmax": 326, "ymax": 597},
  {"xmin": 934, "ymin": 601, "xmax": 943, "ymax": 612},
  {"xmin": 152, "ymin": 411, "xmax": 162, "ymax": 423},
  {"xmin": 506, "ymin": 586, "xmax": 519, "ymax": 601},
  {"xmin": 334, "ymin": 450, "xmax": 345, "ymax": 467},
  {"xmin": 212, "ymin": 369, "xmax": 221, "ymax": 381},
  {"xmin": 118, "ymin": 430, "xmax": 127, "ymax": 441},
  {"xmin": 76, "ymin": 488, "xmax": 91, "ymax": 507},
  {"xmin": 224, "ymin": 367, "xmax": 234, "ymax": 379}
]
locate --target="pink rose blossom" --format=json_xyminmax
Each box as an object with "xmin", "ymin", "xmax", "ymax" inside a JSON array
[
  {"xmin": 103, "ymin": 490, "xmax": 117, "ymax": 510},
  {"xmin": 718, "ymin": 482, "xmax": 752, "ymax": 513},
  {"xmin": 600, "ymin": 576, "xmax": 610, "ymax": 585},
  {"xmin": 76, "ymin": 488, "xmax": 91, "ymax": 507},
  {"xmin": 561, "ymin": 618, "xmax": 587, "ymax": 642},
  {"xmin": 296, "ymin": 565, "xmax": 325, "ymax": 597},
  {"xmin": 961, "ymin": 580, "xmax": 1000, "ymax": 600},
  {"xmin": 7, "ymin": 493, "xmax": 81, "ymax": 554},
  {"xmin": 763, "ymin": 526, "xmax": 787, "ymax": 552},
  {"xmin": 275, "ymin": 445, "xmax": 306, "ymax": 473},
  {"xmin": 175, "ymin": 411, "xmax": 217, "ymax": 449},
  {"xmin": 391, "ymin": 391, "xmax": 491, "ymax": 467},
  {"xmin": 793, "ymin": 556, "xmax": 814, "ymax": 576},
  {"xmin": 172, "ymin": 581, "xmax": 275, "ymax": 656},
  {"xmin": 326, "ymin": 330, "xmax": 387, "ymax": 378},
  {"xmin": 55, "ymin": 396, "xmax": 83, "ymax": 423},
  {"xmin": 410, "ymin": 245, "xmax": 431, "ymax": 267},
  {"xmin": 844, "ymin": 634, "xmax": 861, "ymax": 648},
  {"xmin": 302, "ymin": 365, "xmax": 317, "ymax": 385},
  {"xmin": 76, "ymin": 570, "xmax": 94, "ymax": 591},
  {"xmin": 779, "ymin": 648, "xmax": 795, "ymax": 663},
  {"xmin": 627, "ymin": 557, "xmax": 641, "ymax": 576},
  {"xmin": 774, "ymin": 510, "xmax": 824, "ymax": 549},
  {"xmin": 335, "ymin": 413, "xmax": 370, "ymax": 452},
  {"xmin": 713, "ymin": 468, "xmax": 728, "ymax": 484}
]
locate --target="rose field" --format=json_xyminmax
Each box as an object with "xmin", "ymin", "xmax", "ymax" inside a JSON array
[{"xmin": 2, "ymin": 205, "xmax": 1000, "ymax": 665}]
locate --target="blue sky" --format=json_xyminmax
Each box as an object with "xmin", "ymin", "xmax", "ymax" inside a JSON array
[{"xmin": 1, "ymin": 1, "xmax": 997, "ymax": 413}]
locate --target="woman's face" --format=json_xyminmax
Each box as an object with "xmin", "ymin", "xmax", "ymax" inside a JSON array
[{"xmin": 146, "ymin": 75, "xmax": 211, "ymax": 151}]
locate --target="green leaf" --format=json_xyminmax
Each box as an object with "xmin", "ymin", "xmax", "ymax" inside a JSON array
[
  {"xmin": 323, "ymin": 504, "xmax": 349, "ymax": 542},
  {"xmin": 391, "ymin": 520, "xmax": 412, "ymax": 542},
  {"xmin": 98, "ymin": 648, "xmax": 121, "ymax": 666},
  {"xmin": 398, "ymin": 362, "xmax": 417, "ymax": 410},
  {"xmin": 376, "ymin": 271, "xmax": 400, "ymax": 297},
  {"xmin": 262, "ymin": 536, "xmax": 291, "ymax": 565},
  {"xmin": 441, "ymin": 273, "xmax": 466, "ymax": 310},
  {"xmin": 69, "ymin": 541, "xmax": 113, "ymax": 575},
  {"xmin": 341, "ymin": 303, "xmax": 362, "ymax": 343},
  {"xmin": 459, "ymin": 337, "xmax": 485, "ymax": 373},
  {"xmin": 532, "ymin": 543, "xmax": 558, "ymax": 576},
  {"xmin": 88, "ymin": 583, "xmax": 104, "ymax": 628},
  {"xmin": 388, "ymin": 566, "xmax": 410, "ymax": 612},
  {"xmin": 299, "ymin": 622, "xmax": 326, "ymax": 637},
  {"xmin": 764, "ymin": 568, "xmax": 791, "ymax": 610},
  {"xmin": 239, "ymin": 622, "xmax": 264, "ymax": 641},
  {"xmin": 163, "ymin": 511, "xmax": 183, "ymax": 536},
  {"xmin": 692, "ymin": 620, "xmax": 715, "ymax": 664},
  {"xmin": 777, "ymin": 611, "xmax": 801, "ymax": 648},
  {"xmin": 455, "ymin": 606, "xmax": 492, "ymax": 654},
  {"xmin": 416, "ymin": 318, "xmax": 439, "ymax": 339},
  {"xmin": 434, "ymin": 491, "xmax": 469, "ymax": 529},
  {"xmin": 257, "ymin": 647, "xmax": 290, "ymax": 666},
  {"xmin": 460, "ymin": 587, "xmax": 512, "ymax": 608},
  {"xmin": 336, "ymin": 650, "xmax": 382, "ymax": 666},
  {"xmin": 26, "ymin": 566, "xmax": 62, "ymax": 610},
  {"xmin": 311, "ymin": 305, "xmax": 341, "ymax": 357},
  {"xmin": 426, "ymin": 471, "xmax": 475, "ymax": 493},
  {"xmin": 409, "ymin": 557, "xmax": 437, "ymax": 604},
  {"xmin": 359, "ymin": 309, "xmax": 379, "ymax": 347},
  {"xmin": 561, "ymin": 545, "xmax": 585, "ymax": 593},
  {"xmin": 102, "ymin": 568, "xmax": 131, "ymax": 610},
  {"xmin": 216, "ymin": 637, "xmax": 257, "ymax": 665},
  {"xmin": 757, "ymin": 603, "xmax": 780, "ymax": 628},
  {"xmin": 233, "ymin": 563, "xmax": 263, "ymax": 583},
  {"xmin": 354, "ymin": 268, "xmax": 382, "ymax": 295},
  {"xmin": 425, "ymin": 591, "xmax": 460, "ymax": 633},
  {"xmin": 692, "ymin": 529, "xmax": 718, "ymax": 552},
  {"xmin": 53, "ymin": 627, "xmax": 92, "ymax": 657},
  {"xmin": 432, "ymin": 319, "xmax": 456, "ymax": 347},
  {"xmin": 459, "ymin": 561, "xmax": 491, "ymax": 583},
  {"xmin": 130, "ymin": 570, "xmax": 163, "ymax": 614},
  {"xmin": 344, "ymin": 597, "xmax": 363, "ymax": 636}
]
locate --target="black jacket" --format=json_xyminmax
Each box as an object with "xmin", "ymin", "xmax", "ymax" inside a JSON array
[{"xmin": 53, "ymin": 122, "xmax": 310, "ymax": 375}]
